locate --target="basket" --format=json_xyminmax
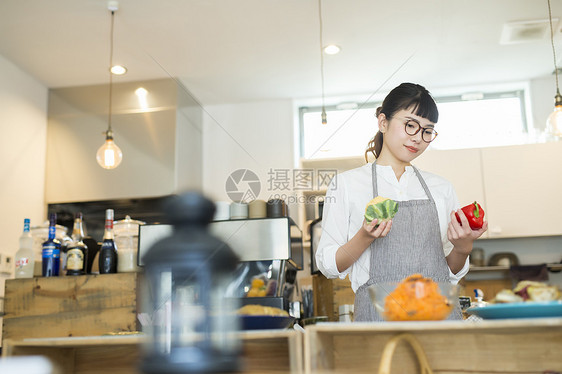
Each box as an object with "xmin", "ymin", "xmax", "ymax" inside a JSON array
[{"xmin": 377, "ymin": 333, "xmax": 434, "ymax": 374}]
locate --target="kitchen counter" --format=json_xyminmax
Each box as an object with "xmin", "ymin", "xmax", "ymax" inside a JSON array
[
  {"xmin": 4, "ymin": 319, "xmax": 562, "ymax": 374},
  {"xmin": 305, "ymin": 318, "xmax": 562, "ymax": 373}
]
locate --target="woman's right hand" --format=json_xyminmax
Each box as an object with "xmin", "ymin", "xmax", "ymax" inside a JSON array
[
  {"xmin": 335, "ymin": 219, "xmax": 393, "ymax": 272},
  {"xmin": 360, "ymin": 218, "xmax": 392, "ymax": 240}
]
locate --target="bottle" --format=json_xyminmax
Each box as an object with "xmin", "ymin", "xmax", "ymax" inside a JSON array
[
  {"xmin": 15, "ymin": 218, "xmax": 35, "ymax": 278},
  {"xmin": 66, "ymin": 213, "xmax": 88, "ymax": 276},
  {"xmin": 99, "ymin": 209, "xmax": 118, "ymax": 274},
  {"xmin": 42, "ymin": 213, "xmax": 61, "ymax": 277}
]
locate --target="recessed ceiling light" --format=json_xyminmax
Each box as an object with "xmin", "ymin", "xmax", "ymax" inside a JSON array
[
  {"xmin": 135, "ymin": 87, "xmax": 148, "ymax": 110},
  {"xmin": 323, "ymin": 45, "xmax": 341, "ymax": 55},
  {"xmin": 110, "ymin": 65, "xmax": 127, "ymax": 75}
]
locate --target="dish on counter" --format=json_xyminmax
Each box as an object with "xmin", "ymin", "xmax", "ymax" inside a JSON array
[
  {"xmin": 466, "ymin": 280, "xmax": 562, "ymax": 319},
  {"xmin": 490, "ymin": 280, "xmax": 560, "ymax": 304},
  {"xmin": 466, "ymin": 301, "xmax": 562, "ymax": 319},
  {"xmin": 368, "ymin": 274, "xmax": 458, "ymax": 321},
  {"xmin": 237, "ymin": 304, "xmax": 294, "ymax": 330},
  {"xmin": 240, "ymin": 315, "xmax": 295, "ymax": 330}
]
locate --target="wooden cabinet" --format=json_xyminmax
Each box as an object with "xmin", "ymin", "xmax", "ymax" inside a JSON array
[
  {"xmin": 298, "ymin": 142, "xmax": 562, "ymax": 241},
  {"xmin": 481, "ymin": 142, "xmax": 562, "ymax": 237},
  {"xmin": 414, "ymin": 147, "xmax": 486, "ymax": 211},
  {"xmin": 416, "ymin": 142, "xmax": 562, "ymax": 238},
  {"xmin": 413, "ymin": 148, "xmax": 488, "ymax": 237},
  {"xmin": 312, "ymin": 275, "xmax": 355, "ymax": 321}
]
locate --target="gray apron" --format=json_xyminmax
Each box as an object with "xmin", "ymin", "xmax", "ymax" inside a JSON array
[{"xmin": 354, "ymin": 162, "xmax": 462, "ymax": 321}]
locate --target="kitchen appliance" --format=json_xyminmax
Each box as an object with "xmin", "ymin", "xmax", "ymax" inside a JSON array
[
  {"xmin": 309, "ymin": 198, "xmax": 324, "ymax": 274},
  {"xmin": 138, "ymin": 216, "xmax": 304, "ymax": 315}
]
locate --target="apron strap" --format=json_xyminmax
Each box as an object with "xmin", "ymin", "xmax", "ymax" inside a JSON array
[
  {"xmin": 411, "ymin": 165, "xmax": 435, "ymax": 203},
  {"xmin": 371, "ymin": 161, "xmax": 379, "ymax": 197}
]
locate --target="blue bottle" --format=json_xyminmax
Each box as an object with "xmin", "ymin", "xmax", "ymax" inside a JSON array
[{"xmin": 42, "ymin": 213, "xmax": 61, "ymax": 277}]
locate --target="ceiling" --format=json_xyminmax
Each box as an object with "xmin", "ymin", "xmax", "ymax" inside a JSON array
[{"xmin": 0, "ymin": 0, "xmax": 560, "ymax": 105}]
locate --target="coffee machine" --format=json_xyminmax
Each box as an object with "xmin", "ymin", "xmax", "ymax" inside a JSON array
[{"xmin": 138, "ymin": 217, "xmax": 303, "ymax": 315}]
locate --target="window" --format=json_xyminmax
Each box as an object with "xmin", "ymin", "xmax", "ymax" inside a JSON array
[
  {"xmin": 432, "ymin": 91, "xmax": 528, "ymax": 150},
  {"xmin": 300, "ymin": 90, "xmax": 529, "ymax": 159}
]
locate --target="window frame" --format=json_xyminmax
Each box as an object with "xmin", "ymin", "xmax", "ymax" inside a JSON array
[{"xmin": 298, "ymin": 89, "xmax": 529, "ymax": 159}]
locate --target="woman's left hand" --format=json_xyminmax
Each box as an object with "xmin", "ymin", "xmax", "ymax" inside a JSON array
[{"xmin": 447, "ymin": 209, "xmax": 488, "ymax": 255}]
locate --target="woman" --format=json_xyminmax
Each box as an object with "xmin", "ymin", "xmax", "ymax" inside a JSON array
[{"xmin": 315, "ymin": 82, "xmax": 488, "ymax": 321}]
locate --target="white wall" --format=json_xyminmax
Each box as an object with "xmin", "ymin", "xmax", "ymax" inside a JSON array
[
  {"xmin": 530, "ymin": 75, "xmax": 555, "ymax": 132},
  {"xmin": 175, "ymin": 86, "xmax": 204, "ymax": 192},
  {"xmin": 0, "ymin": 54, "xmax": 47, "ymax": 293},
  {"xmin": 202, "ymin": 99, "xmax": 298, "ymax": 217}
]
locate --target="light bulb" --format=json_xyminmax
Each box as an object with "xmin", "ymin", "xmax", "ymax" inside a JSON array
[
  {"xmin": 547, "ymin": 94, "xmax": 562, "ymax": 137},
  {"xmin": 97, "ymin": 137, "xmax": 123, "ymax": 169},
  {"xmin": 547, "ymin": 105, "xmax": 562, "ymax": 137}
]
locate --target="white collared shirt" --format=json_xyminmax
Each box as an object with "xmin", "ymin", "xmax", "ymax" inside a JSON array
[{"xmin": 316, "ymin": 163, "xmax": 470, "ymax": 292}]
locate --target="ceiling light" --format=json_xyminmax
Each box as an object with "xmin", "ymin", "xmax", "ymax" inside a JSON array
[
  {"xmin": 323, "ymin": 44, "xmax": 341, "ymax": 55},
  {"xmin": 110, "ymin": 65, "xmax": 127, "ymax": 75},
  {"xmin": 546, "ymin": 0, "xmax": 562, "ymax": 137},
  {"xmin": 97, "ymin": 1, "xmax": 123, "ymax": 170},
  {"xmin": 135, "ymin": 87, "xmax": 148, "ymax": 110}
]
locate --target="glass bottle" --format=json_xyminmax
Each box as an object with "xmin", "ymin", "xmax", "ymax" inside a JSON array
[
  {"xmin": 66, "ymin": 213, "xmax": 89, "ymax": 276},
  {"xmin": 99, "ymin": 209, "xmax": 118, "ymax": 274},
  {"xmin": 42, "ymin": 213, "xmax": 61, "ymax": 277},
  {"xmin": 15, "ymin": 218, "xmax": 35, "ymax": 278}
]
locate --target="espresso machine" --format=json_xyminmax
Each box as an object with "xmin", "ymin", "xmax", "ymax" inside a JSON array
[{"xmin": 138, "ymin": 217, "xmax": 304, "ymax": 316}]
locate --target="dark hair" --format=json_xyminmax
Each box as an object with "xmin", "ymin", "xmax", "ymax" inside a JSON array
[{"xmin": 365, "ymin": 83, "xmax": 438, "ymax": 162}]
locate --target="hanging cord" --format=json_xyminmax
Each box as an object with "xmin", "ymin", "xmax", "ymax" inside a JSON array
[
  {"xmin": 548, "ymin": 0, "xmax": 561, "ymax": 98},
  {"xmin": 318, "ymin": 0, "xmax": 327, "ymax": 124},
  {"xmin": 107, "ymin": 10, "xmax": 115, "ymax": 137}
]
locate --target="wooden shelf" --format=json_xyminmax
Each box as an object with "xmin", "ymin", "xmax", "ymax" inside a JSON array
[
  {"xmin": 3, "ymin": 330, "xmax": 303, "ymax": 374},
  {"xmin": 304, "ymin": 318, "xmax": 562, "ymax": 373},
  {"xmin": 469, "ymin": 263, "xmax": 562, "ymax": 273}
]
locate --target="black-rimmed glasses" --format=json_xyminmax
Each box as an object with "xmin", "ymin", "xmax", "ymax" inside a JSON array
[{"xmin": 402, "ymin": 119, "xmax": 438, "ymax": 143}]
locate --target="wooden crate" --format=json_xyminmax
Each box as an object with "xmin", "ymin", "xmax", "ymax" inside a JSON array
[
  {"xmin": 2, "ymin": 273, "xmax": 139, "ymax": 343},
  {"xmin": 304, "ymin": 318, "xmax": 562, "ymax": 374},
  {"xmin": 2, "ymin": 330, "xmax": 303, "ymax": 374},
  {"xmin": 312, "ymin": 274, "xmax": 355, "ymax": 321}
]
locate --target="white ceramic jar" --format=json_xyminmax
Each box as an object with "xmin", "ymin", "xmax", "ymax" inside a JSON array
[{"xmin": 113, "ymin": 215, "xmax": 145, "ymax": 272}]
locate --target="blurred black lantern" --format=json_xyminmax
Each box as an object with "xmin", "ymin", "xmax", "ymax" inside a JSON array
[{"xmin": 141, "ymin": 192, "xmax": 241, "ymax": 373}]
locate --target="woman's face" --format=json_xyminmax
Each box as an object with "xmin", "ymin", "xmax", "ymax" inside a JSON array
[{"xmin": 378, "ymin": 107, "xmax": 435, "ymax": 164}]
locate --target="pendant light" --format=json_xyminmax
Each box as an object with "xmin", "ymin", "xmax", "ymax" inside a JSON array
[
  {"xmin": 318, "ymin": 0, "xmax": 327, "ymax": 125},
  {"xmin": 97, "ymin": 1, "xmax": 123, "ymax": 169},
  {"xmin": 546, "ymin": 0, "xmax": 562, "ymax": 137}
]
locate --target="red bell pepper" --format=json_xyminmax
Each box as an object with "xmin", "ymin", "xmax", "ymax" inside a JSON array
[{"xmin": 455, "ymin": 201, "xmax": 484, "ymax": 230}]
